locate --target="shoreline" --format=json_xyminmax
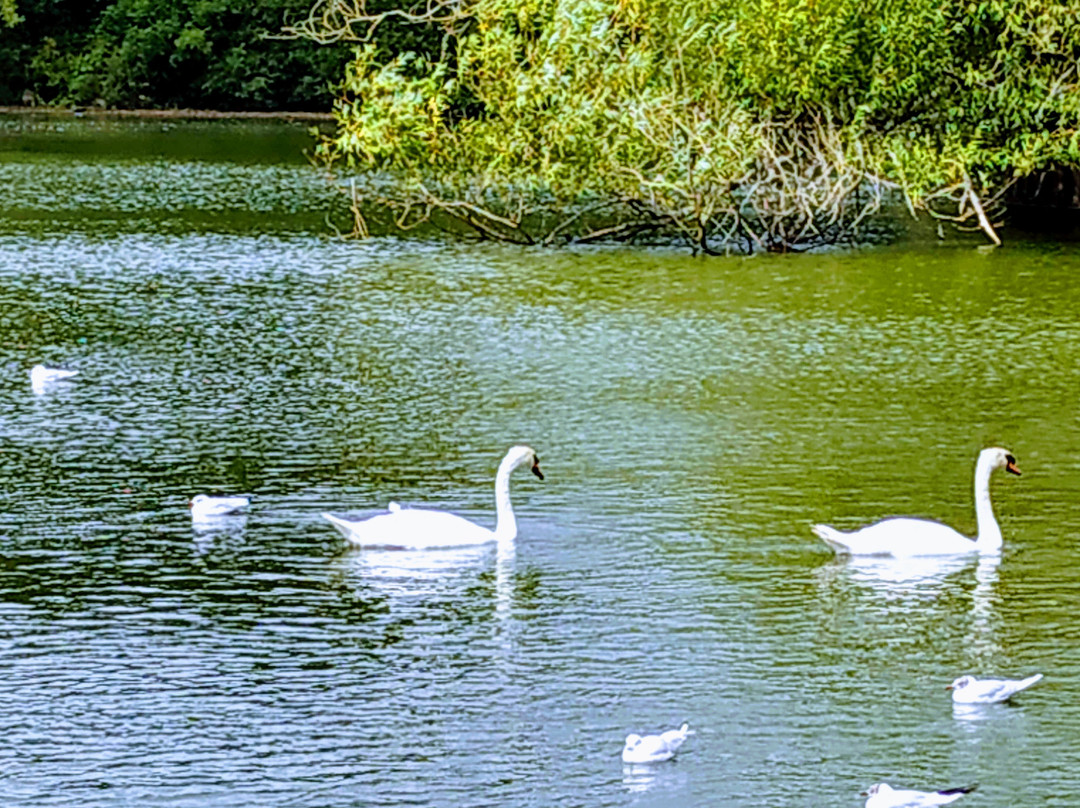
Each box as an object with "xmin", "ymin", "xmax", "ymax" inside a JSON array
[{"xmin": 0, "ymin": 105, "xmax": 333, "ymax": 122}]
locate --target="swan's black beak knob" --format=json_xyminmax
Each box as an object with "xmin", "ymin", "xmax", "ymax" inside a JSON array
[
  {"xmin": 1006, "ymin": 454, "xmax": 1021, "ymax": 476},
  {"xmin": 531, "ymin": 460, "xmax": 544, "ymax": 480}
]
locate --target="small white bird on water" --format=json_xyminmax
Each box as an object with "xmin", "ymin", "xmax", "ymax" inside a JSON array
[
  {"xmin": 323, "ymin": 445, "xmax": 543, "ymax": 549},
  {"xmin": 813, "ymin": 447, "xmax": 1020, "ymax": 557},
  {"xmin": 189, "ymin": 494, "xmax": 249, "ymax": 520},
  {"xmin": 862, "ymin": 782, "xmax": 976, "ymax": 808},
  {"xmin": 30, "ymin": 364, "xmax": 78, "ymax": 394},
  {"xmin": 947, "ymin": 673, "xmax": 1042, "ymax": 704},
  {"xmin": 621, "ymin": 723, "xmax": 692, "ymax": 764}
]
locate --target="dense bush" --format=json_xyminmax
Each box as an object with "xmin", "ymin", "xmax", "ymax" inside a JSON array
[
  {"xmin": 303, "ymin": 0, "xmax": 1080, "ymax": 251},
  {"xmin": 0, "ymin": 0, "xmax": 353, "ymax": 110}
]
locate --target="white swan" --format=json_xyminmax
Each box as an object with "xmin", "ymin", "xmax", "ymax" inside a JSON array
[
  {"xmin": 323, "ymin": 445, "xmax": 543, "ymax": 549},
  {"xmin": 31, "ymin": 364, "xmax": 78, "ymax": 394},
  {"xmin": 189, "ymin": 494, "xmax": 249, "ymax": 520},
  {"xmin": 813, "ymin": 447, "xmax": 1020, "ymax": 557},
  {"xmin": 862, "ymin": 783, "xmax": 976, "ymax": 808},
  {"xmin": 947, "ymin": 673, "xmax": 1042, "ymax": 704}
]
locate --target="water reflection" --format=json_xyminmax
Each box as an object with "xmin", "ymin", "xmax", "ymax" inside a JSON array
[
  {"xmin": 814, "ymin": 552, "xmax": 993, "ymax": 600},
  {"xmin": 191, "ymin": 512, "xmax": 249, "ymax": 554},
  {"xmin": 622, "ymin": 761, "xmax": 690, "ymax": 796},
  {"xmin": 338, "ymin": 544, "xmax": 493, "ymax": 599},
  {"xmin": 953, "ymin": 701, "xmax": 996, "ymax": 723},
  {"xmin": 966, "ymin": 555, "xmax": 1003, "ymax": 662},
  {"xmin": 1, "ymin": 130, "xmax": 1078, "ymax": 806},
  {"xmin": 495, "ymin": 541, "xmax": 514, "ymax": 624}
]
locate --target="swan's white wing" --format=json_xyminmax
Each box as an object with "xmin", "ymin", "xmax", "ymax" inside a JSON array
[
  {"xmin": 325, "ymin": 508, "xmax": 495, "ymax": 549},
  {"xmin": 816, "ymin": 518, "xmax": 976, "ymax": 557}
]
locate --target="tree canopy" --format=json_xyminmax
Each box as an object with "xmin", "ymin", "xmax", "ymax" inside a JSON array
[
  {"xmin": 300, "ymin": 0, "xmax": 1080, "ymax": 251},
  {"xmin": 0, "ymin": 0, "xmax": 352, "ymax": 110}
]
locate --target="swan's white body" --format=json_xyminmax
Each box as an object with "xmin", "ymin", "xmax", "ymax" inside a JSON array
[
  {"xmin": 190, "ymin": 494, "xmax": 249, "ymax": 519},
  {"xmin": 323, "ymin": 445, "xmax": 543, "ymax": 549},
  {"xmin": 947, "ymin": 673, "xmax": 1042, "ymax": 704},
  {"xmin": 862, "ymin": 783, "xmax": 976, "ymax": 808},
  {"xmin": 814, "ymin": 448, "xmax": 1020, "ymax": 557},
  {"xmin": 31, "ymin": 364, "xmax": 78, "ymax": 393},
  {"xmin": 621, "ymin": 723, "xmax": 692, "ymax": 764}
]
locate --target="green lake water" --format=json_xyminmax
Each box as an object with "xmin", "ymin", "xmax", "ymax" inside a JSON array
[{"xmin": 0, "ymin": 115, "xmax": 1078, "ymax": 807}]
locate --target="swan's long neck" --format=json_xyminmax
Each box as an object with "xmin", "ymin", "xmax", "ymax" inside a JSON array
[
  {"xmin": 973, "ymin": 455, "xmax": 1002, "ymax": 552},
  {"xmin": 492, "ymin": 455, "xmax": 519, "ymax": 543}
]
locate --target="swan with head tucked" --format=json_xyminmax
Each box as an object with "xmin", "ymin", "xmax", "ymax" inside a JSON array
[
  {"xmin": 323, "ymin": 445, "xmax": 543, "ymax": 549},
  {"xmin": 812, "ymin": 447, "xmax": 1020, "ymax": 557}
]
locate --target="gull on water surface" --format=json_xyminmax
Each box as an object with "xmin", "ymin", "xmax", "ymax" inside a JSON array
[
  {"xmin": 30, "ymin": 364, "xmax": 78, "ymax": 394},
  {"xmin": 189, "ymin": 494, "xmax": 249, "ymax": 520},
  {"xmin": 621, "ymin": 723, "xmax": 692, "ymax": 764},
  {"xmin": 947, "ymin": 673, "xmax": 1043, "ymax": 704},
  {"xmin": 862, "ymin": 782, "xmax": 976, "ymax": 808}
]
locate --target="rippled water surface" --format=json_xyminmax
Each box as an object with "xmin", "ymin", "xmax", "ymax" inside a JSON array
[{"xmin": 2, "ymin": 117, "xmax": 1080, "ymax": 807}]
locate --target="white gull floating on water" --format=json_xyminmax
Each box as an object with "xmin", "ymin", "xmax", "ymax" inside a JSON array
[
  {"xmin": 621, "ymin": 723, "xmax": 692, "ymax": 764},
  {"xmin": 189, "ymin": 494, "xmax": 249, "ymax": 520},
  {"xmin": 862, "ymin": 782, "xmax": 976, "ymax": 808},
  {"xmin": 947, "ymin": 673, "xmax": 1043, "ymax": 704},
  {"xmin": 30, "ymin": 364, "xmax": 78, "ymax": 394}
]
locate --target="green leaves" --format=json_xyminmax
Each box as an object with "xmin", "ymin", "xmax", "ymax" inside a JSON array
[{"xmin": 309, "ymin": 0, "xmax": 1080, "ymax": 249}]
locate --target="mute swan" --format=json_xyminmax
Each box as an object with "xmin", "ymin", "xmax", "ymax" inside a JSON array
[
  {"xmin": 323, "ymin": 445, "xmax": 543, "ymax": 549},
  {"xmin": 861, "ymin": 783, "xmax": 976, "ymax": 808},
  {"xmin": 946, "ymin": 673, "xmax": 1042, "ymax": 704},
  {"xmin": 813, "ymin": 447, "xmax": 1020, "ymax": 556},
  {"xmin": 31, "ymin": 364, "xmax": 78, "ymax": 394},
  {"xmin": 621, "ymin": 723, "xmax": 693, "ymax": 764},
  {"xmin": 189, "ymin": 494, "xmax": 249, "ymax": 519}
]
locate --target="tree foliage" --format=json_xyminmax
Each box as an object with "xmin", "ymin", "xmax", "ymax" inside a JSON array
[
  {"xmin": 301, "ymin": 0, "xmax": 1080, "ymax": 251},
  {"xmin": 0, "ymin": 0, "xmax": 353, "ymax": 110},
  {"xmin": 1, "ymin": 0, "xmax": 19, "ymax": 28}
]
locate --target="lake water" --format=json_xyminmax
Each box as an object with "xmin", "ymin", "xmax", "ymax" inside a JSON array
[{"xmin": 1, "ymin": 115, "xmax": 1079, "ymax": 807}]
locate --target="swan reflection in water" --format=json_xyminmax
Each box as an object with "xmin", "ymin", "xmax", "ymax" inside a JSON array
[
  {"xmin": 816, "ymin": 552, "xmax": 996, "ymax": 598},
  {"xmin": 815, "ymin": 552, "xmax": 1004, "ymax": 662},
  {"xmin": 342, "ymin": 543, "xmax": 493, "ymax": 598},
  {"xmin": 336, "ymin": 540, "xmax": 518, "ymax": 632}
]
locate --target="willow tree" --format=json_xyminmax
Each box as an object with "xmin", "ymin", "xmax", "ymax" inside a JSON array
[{"xmin": 291, "ymin": 0, "xmax": 1080, "ymax": 252}]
